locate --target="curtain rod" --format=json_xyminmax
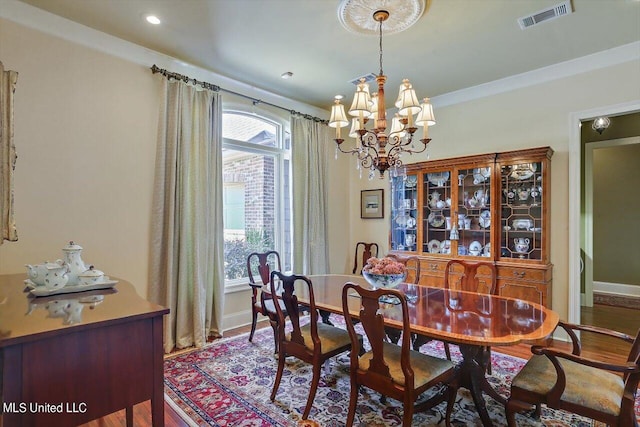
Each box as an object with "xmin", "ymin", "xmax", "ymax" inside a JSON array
[{"xmin": 151, "ymin": 65, "xmax": 327, "ymax": 123}]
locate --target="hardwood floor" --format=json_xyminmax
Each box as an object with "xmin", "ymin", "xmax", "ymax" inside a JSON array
[{"xmin": 86, "ymin": 304, "xmax": 636, "ymax": 427}]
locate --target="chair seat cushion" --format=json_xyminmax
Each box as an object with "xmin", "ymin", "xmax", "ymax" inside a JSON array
[
  {"xmin": 359, "ymin": 342, "xmax": 454, "ymax": 388},
  {"xmin": 263, "ymin": 298, "xmax": 286, "ymax": 314},
  {"xmin": 286, "ymin": 322, "xmax": 354, "ymax": 354},
  {"xmin": 512, "ymin": 354, "xmax": 625, "ymax": 416}
]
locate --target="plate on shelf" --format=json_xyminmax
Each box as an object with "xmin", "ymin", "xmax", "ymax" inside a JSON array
[
  {"xmin": 28, "ymin": 279, "xmax": 118, "ymax": 297},
  {"xmin": 473, "ymin": 168, "xmax": 491, "ymax": 183},
  {"xmin": 440, "ymin": 240, "xmax": 451, "ymax": 254},
  {"xmin": 510, "ymin": 163, "xmax": 537, "ymax": 180},
  {"xmin": 427, "ymin": 171, "xmax": 450, "ymax": 187},
  {"xmin": 428, "ymin": 239, "xmax": 441, "ymax": 254},
  {"xmin": 479, "ymin": 210, "xmax": 491, "ymax": 228},
  {"xmin": 427, "ymin": 212, "xmax": 445, "ymax": 227},
  {"xmin": 406, "ymin": 217, "xmax": 416, "ymax": 228},
  {"xmin": 405, "ymin": 175, "xmax": 417, "ymax": 188}
]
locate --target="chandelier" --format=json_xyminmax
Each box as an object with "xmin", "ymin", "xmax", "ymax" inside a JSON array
[{"xmin": 328, "ymin": 9, "xmax": 435, "ymax": 179}]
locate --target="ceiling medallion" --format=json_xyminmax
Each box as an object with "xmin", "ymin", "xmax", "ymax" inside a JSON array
[{"xmin": 338, "ymin": 0, "xmax": 426, "ymax": 35}]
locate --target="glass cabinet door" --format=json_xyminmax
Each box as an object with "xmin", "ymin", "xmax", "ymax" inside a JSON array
[
  {"xmin": 422, "ymin": 170, "xmax": 453, "ymax": 255},
  {"xmin": 390, "ymin": 174, "xmax": 418, "ymax": 252},
  {"xmin": 499, "ymin": 161, "xmax": 544, "ymax": 260},
  {"xmin": 456, "ymin": 166, "xmax": 492, "ymax": 258}
]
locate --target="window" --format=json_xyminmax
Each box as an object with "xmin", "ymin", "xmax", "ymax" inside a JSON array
[{"xmin": 222, "ymin": 111, "xmax": 291, "ymax": 289}]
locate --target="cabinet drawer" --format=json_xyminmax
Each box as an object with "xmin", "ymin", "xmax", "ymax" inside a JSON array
[
  {"xmin": 420, "ymin": 259, "xmax": 446, "ymax": 274},
  {"xmin": 497, "ymin": 266, "xmax": 547, "ymax": 282}
]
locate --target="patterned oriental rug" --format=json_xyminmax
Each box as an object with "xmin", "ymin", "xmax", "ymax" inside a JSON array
[{"xmin": 164, "ymin": 319, "xmax": 640, "ymax": 427}]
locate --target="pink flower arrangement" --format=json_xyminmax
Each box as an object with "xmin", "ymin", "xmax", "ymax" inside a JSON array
[{"xmin": 363, "ymin": 257, "xmax": 406, "ymax": 275}]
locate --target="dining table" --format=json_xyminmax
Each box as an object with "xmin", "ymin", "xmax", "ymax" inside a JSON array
[{"xmin": 293, "ymin": 274, "xmax": 560, "ymax": 427}]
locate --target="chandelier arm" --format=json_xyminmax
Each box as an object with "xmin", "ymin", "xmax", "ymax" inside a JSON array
[
  {"xmin": 336, "ymin": 144, "xmax": 360, "ymax": 155},
  {"xmin": 387, "ymin": 139, "xmax": 429, "ymax": 162}
]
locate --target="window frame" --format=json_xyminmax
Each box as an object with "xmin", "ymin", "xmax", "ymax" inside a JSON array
[{"xmin": 222, "ymin": 108, "xmax": 291, "ymax": 293}]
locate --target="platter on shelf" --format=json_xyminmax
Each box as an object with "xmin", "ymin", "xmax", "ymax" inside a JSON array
[
  {"xmin": 427, "ymin": 171, "xmax": 450, "ymax": 187},
  {"xmin": 427, "ymin": 239, "xmax": 441, "ymax": 254},
  {"xmin": 440, "ymin": 240, "xmax": 451, "ymax": 254},
  {"xmin": 427, "ymin": 212, "xmax": 445, "ymax": 227},
  {"xmin": 405, "ymin": 175, "xmax": 417, "ymax": 188},
  {"xmin": 25, "ymin": 278, "xmax": 118, "ymax": 297},
  {"xmin": 479, "ymin": 210, "xmax": 491, "ymax": 228}
]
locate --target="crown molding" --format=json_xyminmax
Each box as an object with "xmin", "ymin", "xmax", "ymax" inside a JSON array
[{"xmin": 432, "ymin": 41, "xmax": 640, "ymax": 107}]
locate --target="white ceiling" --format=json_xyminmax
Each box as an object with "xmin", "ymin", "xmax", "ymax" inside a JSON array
[{"xmin": 13, "ymin": 0, "xmax": 640, "ymax": 110}]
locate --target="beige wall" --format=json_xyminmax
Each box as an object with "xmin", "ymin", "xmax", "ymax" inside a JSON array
[
  {"xmin": 0, "ymin": 18, "xmax": 159, "ymax": 299},
  {"xmin": 347, "ymin": 61, "xmax": 640, "ymax": 321}
]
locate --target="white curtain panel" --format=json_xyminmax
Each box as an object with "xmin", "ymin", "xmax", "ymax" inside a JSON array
[
  {"xmin": 291, "ymin": 116, "xmax": 331, "ymax": 274},
  {"xmin": 149, "ymin": 77, "xmax": 225, "ymax": 353},
  {"xmin": 0, "ymin": 61, "xmax": 18, "ymax": 244}
]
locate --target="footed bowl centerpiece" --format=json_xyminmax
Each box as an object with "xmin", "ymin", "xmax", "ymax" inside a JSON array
[
  {"xmin": 362, "ymin": 271, "xmax": 406, "ymax": 289},
  {"xmin": 362, "ymin": 257, "xmax": 407, "ymax": 290}
]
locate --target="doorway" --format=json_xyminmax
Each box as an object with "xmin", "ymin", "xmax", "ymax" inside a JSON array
[
  {"xmin": 583, "ymin": 137, "xmax": 640, "ymax": 308},
  {"xmin": 569, "ymin": 104, "xmax": 640, "ymax": 337}
]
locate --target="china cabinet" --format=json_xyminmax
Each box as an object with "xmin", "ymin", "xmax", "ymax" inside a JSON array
[{"xmin": 389, "ymin": 147, "xmax": 553, "ymax": 307}]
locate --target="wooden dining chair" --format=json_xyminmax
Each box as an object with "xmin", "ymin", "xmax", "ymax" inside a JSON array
[
  {"xmin": 247, "ymin": 250, "xmax": 284, "ymax": 353},
  {"xmin": 446, "ymin": 260, "xmax": 496, "ymax": 372},
  {"xmin": 413, "ymin": 260, "xmax": 497, "ymax": 371},
  {"xmin": 341, "ymin": 282, "xmax": 455, "ymax": 426},
  {"xmin": 385, "ymin": 253, "xmax": 421, "ymax": 344},
  {"xmin": 269, "ymin": 271, "xmax": 357, "ymax": 420},
  {"xmin": 353, "ymin": 242, "xmax": 379, "ymax": 274},
  {"xmin": 506, "ymin": 322, "xmax": 640, "ymax": 427},
  {"xmin": 386, "ymin": 253, "xmax": 421, "ymax": 285}
]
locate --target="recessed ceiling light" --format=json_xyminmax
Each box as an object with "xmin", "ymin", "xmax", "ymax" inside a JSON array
[
  {"xmin": 281, "ymin": 72, "xmax": 293, "ymax": 79},
  {"xmin": 146, "ymin": 15, "xmax": 161, "ymax": 25}
]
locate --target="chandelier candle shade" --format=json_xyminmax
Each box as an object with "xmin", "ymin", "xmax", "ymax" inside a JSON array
[{"xmin": 329, "ymin": 8, "xmax": 435, "ymax": 178}]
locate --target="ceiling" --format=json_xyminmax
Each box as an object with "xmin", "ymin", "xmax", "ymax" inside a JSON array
[{"xmin": 14, "ymin": 0, "xmax": 640, "ymax": 111}]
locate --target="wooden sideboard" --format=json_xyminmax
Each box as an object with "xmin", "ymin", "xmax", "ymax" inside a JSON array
[{"xmin": 0, "ymin": 274, "xmax": 169, "ymax": 427}]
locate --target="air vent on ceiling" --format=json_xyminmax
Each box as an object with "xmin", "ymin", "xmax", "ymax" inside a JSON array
[
  {"xmin": 517, "ymin": 0, "xmax": 573, "ymax": 29},
  {"xmin": 348, "ymin": 73, "xmax": 377, "ymax": 86}
]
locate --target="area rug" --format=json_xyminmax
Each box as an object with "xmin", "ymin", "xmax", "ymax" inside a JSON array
[{"xmin": 164, "ymin": 319, "xmax": 638, "ymax": 426}]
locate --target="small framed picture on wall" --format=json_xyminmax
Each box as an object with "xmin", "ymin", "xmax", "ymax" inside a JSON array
[{"xmin": 361, "ymin": 189, "xmax": 384, "ymax": 219}]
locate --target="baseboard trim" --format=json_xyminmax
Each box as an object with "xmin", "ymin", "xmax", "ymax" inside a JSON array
[{"xmin": 593, "ymin": 281, "xmax": 640, "ymax": 297}]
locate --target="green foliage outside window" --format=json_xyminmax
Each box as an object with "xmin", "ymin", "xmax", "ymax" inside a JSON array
[{"xmin": 224, "ymin": 228, "xmax": 275, "ymax": 280}]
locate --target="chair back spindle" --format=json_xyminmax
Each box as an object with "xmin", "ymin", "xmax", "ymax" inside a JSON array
[{"xmin": 353, "ymin": 242, "xmax": 379, "ymax": 274}]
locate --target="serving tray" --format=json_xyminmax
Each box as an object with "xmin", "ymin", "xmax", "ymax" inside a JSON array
[{"xmin": 25, "ymin": 278, "xmax": 118, "ymax": 297}]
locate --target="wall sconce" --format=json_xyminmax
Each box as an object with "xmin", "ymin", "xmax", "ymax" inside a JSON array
[{"xmin": 592, "ymin": 117, "xmax": 611, "ymax": 134}]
